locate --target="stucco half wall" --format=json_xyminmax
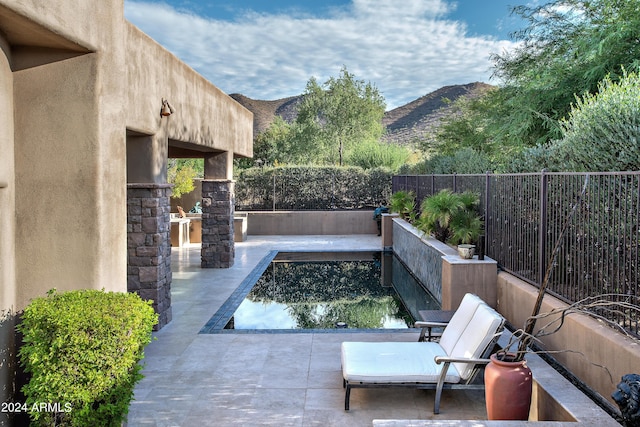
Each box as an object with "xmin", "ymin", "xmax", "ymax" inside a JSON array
[
  {"xmin": 245, "ymin": 211, "xmax": 380, "ymax": 235},
  {"xmin": 496, "ymin": 271, "xmax": 640, "ymax": 409}
]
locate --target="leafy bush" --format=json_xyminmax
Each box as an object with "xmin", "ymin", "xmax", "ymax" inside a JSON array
[
  {"xmin": 509, "ymin": 71, "xmax": 640, "ymax": 172},
  {"xmin": 18, "ymin": 289, "xmax": 157, "ymax": 427},
  {"xmin": 235, "ymin": 165, "xmax": 393, "ymax": 210},
  {"xmin": 505, "ymin": 143, "xmax": 565, "ymax": 173},
  {"xmin": 556, "ymin": 71, "xmax": 640, "ymax": 171},
  {"xmin": 423, "ymin": 148, "xmax": 495, "ymax": 174}
]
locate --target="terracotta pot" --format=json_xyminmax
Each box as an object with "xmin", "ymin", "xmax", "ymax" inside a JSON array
[{"xmin": 485, "ymin": 353, "xmax": 533, "ymax": 420}]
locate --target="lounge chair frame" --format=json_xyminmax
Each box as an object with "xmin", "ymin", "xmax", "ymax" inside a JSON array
[
  {"xmin": 341, "ymin": 294, "xmax": 505, "ymax": 414},
  {"xmin": 342, "ymin": 343, "xmax": 500, "ymax": 413}
]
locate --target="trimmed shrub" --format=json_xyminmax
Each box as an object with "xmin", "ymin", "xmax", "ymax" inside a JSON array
[
  {"xmin": 18, "ymin": 289, "xmax": 157, "ymax": 427},
  {"xmin": 235, "ymin": 165, "xmax": 393, "ymax": 210}
]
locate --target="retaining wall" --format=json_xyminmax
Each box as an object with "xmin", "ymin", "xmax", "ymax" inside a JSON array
[
  {"xmin": 244, "ymin": 210, "xmax": 379, "ymax": 235},
  {"xmin": 390, "ymin": 218, "xmax": 497, "ymax": 309}
]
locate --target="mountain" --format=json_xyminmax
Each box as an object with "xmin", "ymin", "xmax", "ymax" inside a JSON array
[
  {"xmin": 229, "ymin": 93, "xmax": 303, "ymax": 138},
  {"xmin": 381, "ymin": 82, "xmax": 493, "ymax": 144},
  {"xmin": 229, "ymin": 82, "xmax": 493, "ymax": 144}
]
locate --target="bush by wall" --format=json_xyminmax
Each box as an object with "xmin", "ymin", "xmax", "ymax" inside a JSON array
[
  {"xmin": 235, "ymin": 165, "xmax": 393, "ymax": 210},
  {"xmin": 18, "ymin": 289, "xmax": 157, "ymax": 427}
]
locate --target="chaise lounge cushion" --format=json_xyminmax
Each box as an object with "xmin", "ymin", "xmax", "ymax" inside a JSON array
[
  {"xmin": 445, "ymin": 304, "xmax": 504, "ymax": 379},
  {"xmin": 437, "ymin": 293, "xmax": 484, "ymax": 352},
  {"xmin": 341, "ymin": 341, "xmax": 461, "ymax": 384}
]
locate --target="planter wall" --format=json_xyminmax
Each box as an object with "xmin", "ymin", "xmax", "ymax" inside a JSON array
[
  {"xmin": 391, "ymin": 218, "xmax": 498, "ymax": 309},
  {"xmin": 392, "ymin": 218, "xmax": 450, "ymax": 303},
  {"xmin": 497, "ymin": 272, "xmax": 640, "ymax": 410}
]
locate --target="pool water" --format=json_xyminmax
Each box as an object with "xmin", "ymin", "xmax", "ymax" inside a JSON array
[{"xmin": 217, "ymin": 251, "xmax": 439, "ymax": 331}]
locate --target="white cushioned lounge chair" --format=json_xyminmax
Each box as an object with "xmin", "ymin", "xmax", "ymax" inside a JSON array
[{"xmin": 341, "ymin": 293, "xmax": 505, "ymax": 414}]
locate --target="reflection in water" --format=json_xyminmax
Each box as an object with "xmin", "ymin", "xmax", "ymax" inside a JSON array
[{"xmin": 225, "ymin": 251, "xmax": 439, "ymax": 330}]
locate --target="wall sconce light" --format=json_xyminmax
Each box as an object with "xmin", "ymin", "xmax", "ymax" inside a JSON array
[{"xmin": 161, "ymin": 99, "xmax": 174, "ymax": 117}]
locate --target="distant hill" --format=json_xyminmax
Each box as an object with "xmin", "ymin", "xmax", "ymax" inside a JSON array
[
  {"xmin": 230, "ymin": 82, "xmax": 493, "ymax": 144},
  {"xmin": 381, "ymin": 82, "xmax": 493, "ymax": 144},
  {"xmin": 229, "ymin": 93, "xmax": 303, "ymax": 138}
]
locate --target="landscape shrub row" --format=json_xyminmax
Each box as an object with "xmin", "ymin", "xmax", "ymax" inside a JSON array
[{"xmin": 235, "ymin": 165, "xmax": 393, "ymax": 210}]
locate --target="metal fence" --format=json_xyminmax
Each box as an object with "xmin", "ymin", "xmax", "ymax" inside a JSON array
[{"xmin": 393, "ymin": 172, "xmax": 640, "ymax": 336}]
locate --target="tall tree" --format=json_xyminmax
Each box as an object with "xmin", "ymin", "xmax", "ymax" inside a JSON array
[
  {"xmin": 295, "ymin": 67, "xmax": 386, "ymax": 165},
  {"xmin": 434, "ymin": 0, "xmax": 640, "ymax": 171},
  {"xmin": 491, "ymin": 0, "xmax": 640, "ymax": 146}
]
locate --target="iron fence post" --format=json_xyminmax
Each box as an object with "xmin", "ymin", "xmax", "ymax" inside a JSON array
[
  {"xmin": 484, "ymin": 171, "xmax": 491, "ymax": 258},
  {"xmin": 538, "ymin": 170, "xmax": 548, "ymax": 287}
]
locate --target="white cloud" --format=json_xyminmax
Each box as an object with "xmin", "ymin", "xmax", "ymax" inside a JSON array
[{"xmin": 125, "ymin": 0, "xmax": 516, "ymax": 109}]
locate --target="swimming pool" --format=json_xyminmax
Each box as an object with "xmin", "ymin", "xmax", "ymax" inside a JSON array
[{"xmin": 199, "ymin": 251, "xmax": 439, "ymax": 333}]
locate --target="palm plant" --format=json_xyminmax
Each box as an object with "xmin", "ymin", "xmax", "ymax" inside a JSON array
[
  {"xmin": 417, "ymin": 190, "xmax": 482, "ymax": 244},
  {"xmin": 389, "ymin": 190, "xmax": 416, "ymax": 222},
  {"xmin": 449, "ymin": 209, "xmax": 483, "ymax": 244}
]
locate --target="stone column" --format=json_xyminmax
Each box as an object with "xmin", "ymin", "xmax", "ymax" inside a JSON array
[
  {"xmin": 201, "ymin": 179, "xmax": 235, "ymax": 268},
  {"xmin": 127, "ymin": 183, "xmax": 172, "ymax": 329}
]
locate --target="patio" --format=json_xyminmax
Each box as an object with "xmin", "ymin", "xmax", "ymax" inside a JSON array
[{"xmin": 126, "ymin": 235, "xmax": 618, "ymax": 426}]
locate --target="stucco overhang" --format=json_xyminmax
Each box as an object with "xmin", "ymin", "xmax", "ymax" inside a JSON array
[
  {"xmin": 0, "ymin": 3, "xmax": 90, "ymax": 70},
  {"xmin": 125, "ymin": 23, "xmax": 253, "ymax": 159}
]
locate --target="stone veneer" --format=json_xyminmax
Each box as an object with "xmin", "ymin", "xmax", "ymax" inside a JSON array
[
  {"xmin": 391, "ymin": 217, "xmax": 498, "ymax": 310},
  {"xmin": 201, "ymin": 179, "xmax": 235, "ymax": 268},
  {"xmin": 392, "ymin": 218, "xmax": 453, "ymax": 303},
  {"xmin": 127, "ymin": 183, "xmax": 172, "ymax": 330}
]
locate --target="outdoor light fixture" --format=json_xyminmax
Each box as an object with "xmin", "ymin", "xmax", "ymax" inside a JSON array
[{"xmin": 160, "ymin": 99, "xmax": 174, "ymax": 117}]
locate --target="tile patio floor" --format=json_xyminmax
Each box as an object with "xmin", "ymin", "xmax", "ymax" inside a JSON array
[{"xmin": 126, "ymin": 235, "xmax": 490, "ymax": 426}]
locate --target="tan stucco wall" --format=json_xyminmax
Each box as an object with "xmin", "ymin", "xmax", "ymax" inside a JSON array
[
  {"xmin": 441, "ymin": 255, "xmax": 497, "ymax": 310},
  {"xmin": 1, "ymin": 0, "xmax": 252, "ymax": 310},
  {"xmin": 245, "ymin": 211, "xmax": 380, "ymax": 235},
  {"xmin": 14, "ymin": 53, "xmax": 127, "ymax": 307},
  {"xmin": 125, "ymin": 24, "xmax": 253, "ymax": 158},
  {"xmin": 0, "ymin": 30, "xmax": 15, "ymax": 314},
  {"xmin": 497, "ymin": 272, "xmax": 640, "ymax": 407},
  {"xmin": 1, "ymin": 0, "xmax": 119, "ymax": 53},
  {"xmin": 6, "ymin": 0, "xmax": 127, "ymax": 309}
]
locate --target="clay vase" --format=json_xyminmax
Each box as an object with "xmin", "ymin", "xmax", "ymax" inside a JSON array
[{"xmin": 485, "ymin": 353, "xmax": 533, "ymax": 420}]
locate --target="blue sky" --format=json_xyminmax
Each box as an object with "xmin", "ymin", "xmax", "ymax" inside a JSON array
[{"xmin": 125, "ymin": 0, "xmax": 530, "ymax": 109}]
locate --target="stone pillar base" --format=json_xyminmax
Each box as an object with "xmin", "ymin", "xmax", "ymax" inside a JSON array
[
  {"xmin": 127, "ymin": 183, "xmax": 172, "ymax": 330},
  {"xmin": 201, "ymin": 180, "xmax": 235, "ymax": 268}
]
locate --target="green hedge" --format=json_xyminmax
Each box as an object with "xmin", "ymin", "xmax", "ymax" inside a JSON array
[
  {"xmin": 18, "ymin": 289, "xmax": 158, "ymax": 427},
  {"xmin": 235, "ymin": 165, "xmax": 393, "ymax": 210}
]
